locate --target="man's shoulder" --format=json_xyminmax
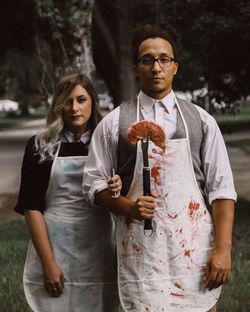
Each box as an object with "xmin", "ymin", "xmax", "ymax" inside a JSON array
[{"xmin": 120, "ymin": 97, "xmax": 137, "ymax": 108}]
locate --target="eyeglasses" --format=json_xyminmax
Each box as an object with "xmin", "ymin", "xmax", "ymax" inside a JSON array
[{"xmin": 138, "ymin": 55, "xmax": 175, "ymax": 67}]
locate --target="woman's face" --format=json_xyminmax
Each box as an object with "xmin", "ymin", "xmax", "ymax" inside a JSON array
[{"xmin": 62, "ymin": 84, "xmax": 92, "ymax": 134}]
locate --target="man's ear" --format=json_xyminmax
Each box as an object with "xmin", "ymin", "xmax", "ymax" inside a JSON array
[{"xmin": 173, "ymin": 62, "xmax": 179, "ymax": 75}]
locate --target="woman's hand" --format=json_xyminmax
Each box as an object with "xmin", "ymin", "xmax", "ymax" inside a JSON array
[
  {"xmin": 107, "ymin": 174, "xmax": 122, "ymax": 198},
  {"xmin": 43, "ymin": 261, "xmax": 64, "ymax": 297}
]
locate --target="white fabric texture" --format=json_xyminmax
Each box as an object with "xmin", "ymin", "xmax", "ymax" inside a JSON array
[
  {"xmin": 83, "ymin": 90, "xmax": 236, "ymax": 205},
  {"xmin": 23, "ymin": 141, "xmax": 118, "ymax": 312}
]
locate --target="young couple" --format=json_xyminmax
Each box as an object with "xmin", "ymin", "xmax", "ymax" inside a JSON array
[{"xmin": 16, "ymin": 22, "xmax": 236, "ymax": 312}]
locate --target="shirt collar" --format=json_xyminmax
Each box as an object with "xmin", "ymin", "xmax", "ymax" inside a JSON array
[
  {"xmin": 62, "ymin": 129, "xmax": 91, "ymax": 144},
  {"xmin": 139, "ymin": 90, "xmax": 176, "ymax": 114}
]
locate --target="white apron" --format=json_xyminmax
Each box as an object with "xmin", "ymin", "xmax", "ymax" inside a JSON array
[
  {"xmin": 23, "ymin": 143, "xmax": 119, "ymax": 312},
  {"xmin": 117, "ymin": 98, "xmax": 221, "ymax": 312}
]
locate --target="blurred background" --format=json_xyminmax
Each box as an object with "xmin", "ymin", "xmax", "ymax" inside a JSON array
[{"xmin": 0, "ymin": 0, "xmax": 249, "ymax": 311}]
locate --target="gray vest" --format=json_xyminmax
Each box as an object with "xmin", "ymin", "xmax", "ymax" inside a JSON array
[{"xmin": 117, "ymin": 97, "xmax": 205, "ymax": 197}]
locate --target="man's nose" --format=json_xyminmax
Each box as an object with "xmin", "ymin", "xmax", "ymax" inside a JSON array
[{"xmin": 151, "ymin": 59, "xmax": 162, "ymax": 72}]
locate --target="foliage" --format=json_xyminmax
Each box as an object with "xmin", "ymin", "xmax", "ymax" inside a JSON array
[
  {"xmin": 92, "ymin": 0, "xmax": 250, "ymax": 105},
  {"xmin": 0, "ymin": 0, "xmax": 249, "ymax": 109},
  {"xmin": 0, "ymin": 0, "xmax": 94, "ymax": 115}
]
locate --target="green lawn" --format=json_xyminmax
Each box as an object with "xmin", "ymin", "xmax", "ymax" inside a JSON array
[
  {"xmin": 0, "ymin": 219, "xmax": 30, "ymax": 312},
  {"xmin": 1, "ymin": 198, "xmax": 249, "ymax": 312},
  {"xmin": 213, "ymin": 106, "xmax": 250, "ymax": 133}
]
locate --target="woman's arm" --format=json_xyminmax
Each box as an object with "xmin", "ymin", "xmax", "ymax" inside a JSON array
[{"xmin": 25, "ymin": 210, "xmax": 64, "ymax": 297}]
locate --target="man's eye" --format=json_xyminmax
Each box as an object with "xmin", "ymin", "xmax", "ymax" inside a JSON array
[
  {"xmin": 160, "ymin": 57, "xmax": 171, "ymax": 64},
  {"xmin": 141, "ymin": 57, "xmax": 153, "ymax": 64}
]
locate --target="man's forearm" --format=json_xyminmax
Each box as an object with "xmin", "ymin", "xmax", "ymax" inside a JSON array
[
  {"xmin": 212, "ymin": 199, "xmax": 235, "ymax": 251},
  {"xmin": 95, "ymin": 189, "xmax": 135, "ymax": 217}
]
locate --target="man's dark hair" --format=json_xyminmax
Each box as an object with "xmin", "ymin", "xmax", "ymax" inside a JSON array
[{"xmin": 132, "ymin": 22, "xmax": 181, "ymax": 64}]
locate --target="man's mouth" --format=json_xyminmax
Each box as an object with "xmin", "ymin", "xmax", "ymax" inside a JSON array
[{"xmin": 151, "ymin": 77, "xmax": 163, "ymax": 81}]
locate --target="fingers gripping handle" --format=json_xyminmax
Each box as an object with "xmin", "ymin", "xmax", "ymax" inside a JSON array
[{"xmin": 143, "ymin": 167, "xmax": 153, "ymax": 235}]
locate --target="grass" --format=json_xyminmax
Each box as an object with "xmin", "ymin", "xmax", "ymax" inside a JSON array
[
  {"xmin": 213, "ymin": 106, "xmax": 250, "ymax": 133},
  {"xmin": 214, "ymin": 107, "xmax": 250, "ymax": 124},
  {"xmin": 0, "ymin": 219, "xmax": 30, "ymax": 312},
  {"xmin": 1, "ymin": 198, "xmax": 249, "ymax": 312}
]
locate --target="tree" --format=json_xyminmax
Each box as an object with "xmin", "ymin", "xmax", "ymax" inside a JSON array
[{"xmin": 92, "ymin": 0, "xmax": 250, "ymax": 105}]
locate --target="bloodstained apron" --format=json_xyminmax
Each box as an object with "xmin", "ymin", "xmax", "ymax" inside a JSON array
[
  {"xmin": 116, "ymin": 98, "xmax": 221, "ymax": 311},
  {"xmin": 23, "ymin": 143, "xmax": 118, "ymax": 312}
]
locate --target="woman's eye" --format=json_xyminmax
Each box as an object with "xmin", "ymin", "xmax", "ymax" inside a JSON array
[{"xmin": 77, "ymin": 97, "xmax": 86, "ymax": 104}]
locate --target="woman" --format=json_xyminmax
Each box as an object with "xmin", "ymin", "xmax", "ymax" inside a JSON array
[{"xmin": 15, "ymin": 73, "xmax": 120, "ymax": 312}]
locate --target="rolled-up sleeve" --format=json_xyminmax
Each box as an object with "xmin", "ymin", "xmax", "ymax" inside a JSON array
[
  {"xmin": 197, "ymin": 106, "xmax": 237, "ymax": 204},
  {"xmin": 83, "ymin": 107, "xmax": 120, "ymax": 205}
]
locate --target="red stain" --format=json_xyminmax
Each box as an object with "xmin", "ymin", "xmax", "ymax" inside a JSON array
[
  {"xmin": 188, "ymin": 200, "xmax": 200, "ymax": 217},
  {"xmin": 132, "ymin": 243, "xmax": 141, "ymax": 253},
  {"xmin": 179, "ymin": 228, "xmax": 183, "ymax": 234},
  {"xmin": 204, "ymin": 210, "xmax": 207, "ymax": 214},
  {"xmin": 151, "ymin": 165, "xmax": 161, "ymax": 184},
  {"xmin": 151, "ymin": 165, "xmax": 159, "ymax": 178},
  {"xmin": 184, "ymin": 249, "xmax": 191, "ymax": 257},
  {"xmin": 174, "ymin": 283, "xmax": 184, "ymax": 290},
  {"xmin": 170, "ymin": 251, "xmax": 183, "ymax": 260},
  {"xmin": 170, "ymin": 292, "xmax": 185, "ymax": 297},
  {"xmin": 168, "ymin": 212, "xmax": 178, "ymax": 219}
]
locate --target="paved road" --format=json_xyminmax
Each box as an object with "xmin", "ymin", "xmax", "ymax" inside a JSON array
[
  {"xmin": 0, "ymin": 119, "xmax": 45, "ymax": 218},
  {"xmin": 0, "ymin": 119, "xmax": 249, "ymax": 219}
]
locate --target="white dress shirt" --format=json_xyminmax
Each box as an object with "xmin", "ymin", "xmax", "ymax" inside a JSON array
[
  {"xmin": 83, "ymin": 90, "xmax": 237, "ymax": 205},
  {"xmin": 62, "ymin": 129, "xmax": 91, "ymax": 143}
]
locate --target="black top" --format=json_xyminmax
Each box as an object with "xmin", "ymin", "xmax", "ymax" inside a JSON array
[{"xmin": 14, "ymin": 136, "xmax": 89, "ymax": 215}]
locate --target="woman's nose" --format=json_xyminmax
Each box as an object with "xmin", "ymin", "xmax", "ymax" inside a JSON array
[{"xmin": 71, "ymin": 100, "xmax": 79, "ymax": 111}]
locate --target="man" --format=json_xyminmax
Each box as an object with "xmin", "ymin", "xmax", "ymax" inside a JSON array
[{"xmin": 83, "ymin": 22, "xmax": 236, "ymax": 312}]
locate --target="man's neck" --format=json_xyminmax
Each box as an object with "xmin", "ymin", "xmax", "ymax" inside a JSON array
[
  {"xmin": 140, "ymin": 89, "xmax": 173, "ymax": 101},
  {"xmin": 141, "ymin": 90, "xmax": 172, "ymax": 100}
]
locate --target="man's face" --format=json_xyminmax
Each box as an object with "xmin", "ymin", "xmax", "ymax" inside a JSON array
[{"xmin": 135, "ymin": 37, "xmax": 178, "ymax": 100}]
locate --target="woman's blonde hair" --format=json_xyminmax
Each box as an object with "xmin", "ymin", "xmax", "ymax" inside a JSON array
[{"xmin": 35, "ymin": 73, "xmax": 102, "ymax": 162}]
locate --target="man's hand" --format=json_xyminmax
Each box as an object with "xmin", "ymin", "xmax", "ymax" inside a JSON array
[
  {"xmin": 132, "ymin": 193, "xmax": 156, "ymax": 220},
  {"xmin": 107, "ymin": 174, "xmax": 122, "ymax": 198},
  {"xmin": 204, "ymin": 247, "xmax": 231, "ymax": 291},
  {"xmin": 43, "ymin": 261, "xmax": 64, "ymax": 297}
]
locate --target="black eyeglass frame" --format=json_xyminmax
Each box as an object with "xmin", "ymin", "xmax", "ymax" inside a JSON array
[{"xmin": 137, "ymin": 55, "xmax": 176, "ymax": 67}]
